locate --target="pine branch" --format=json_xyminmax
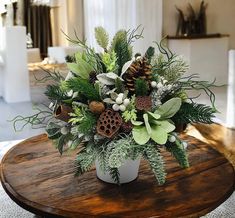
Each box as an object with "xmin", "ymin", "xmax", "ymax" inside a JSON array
[
  {"xmin": 172, "ymin": 102, "xmax": 215, "ymax": 124},
  {"xmin": 45, "ymin": 84, "xmax": 69, "ymax": 102},
  {"xmin": 143, "ymin": 144, "xmax": 166, "ymax": 185},
  {"xmin": 108, "ymin": 167, "xmax": 120, "ymax": 185},
  {"xmin": 165, "ymin": 141, "xmax": 189, "ymax": 168},
  {"xmin": 75, "ymin": 149, "xmax": 96, "ymax": 176},
  {"xmin": 66, "ymin": 77, "xmax": 100, "ymax": 101},
  {"xmin": 135, "ymin": 79, "xmax": 149, "ymax": 96},
  {"xmin": 78, "ymin": 112, "xmax": 97, "ymax": 135},
  {"xmin": 111, "ymin": 30, "xmax": 132, "ymax": 75},
  {"xmin": 115, "ymin": 78, "xmax": 125, "ymax": 93},
  {"xmin": 95, "ymin": 26, "xmax": 109, "ymax": 50}
]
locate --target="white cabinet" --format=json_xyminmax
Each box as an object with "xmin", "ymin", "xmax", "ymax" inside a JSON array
[{"xmin": 167, "ymin": 36, "xmax": 229, "ymax": 85}]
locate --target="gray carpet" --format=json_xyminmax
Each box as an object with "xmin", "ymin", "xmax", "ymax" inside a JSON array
[{"xmin": 0, "ymin": 183, "xmax": 235, "ymax": 218}]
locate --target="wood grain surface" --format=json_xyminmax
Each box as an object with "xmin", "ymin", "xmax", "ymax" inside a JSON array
[{"xmin": 0, "ymin": 131, "xmax": 235, "ymax": 218}]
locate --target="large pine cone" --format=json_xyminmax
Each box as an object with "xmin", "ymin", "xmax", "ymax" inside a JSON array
[{"xmin": 123, "ymin": 57, "xmax": 152, "ymax": 92}]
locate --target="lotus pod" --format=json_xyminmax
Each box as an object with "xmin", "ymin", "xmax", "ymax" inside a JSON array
[{"xmin": 97, "ymin": 109, "xmax": 122, "ymax": 138}]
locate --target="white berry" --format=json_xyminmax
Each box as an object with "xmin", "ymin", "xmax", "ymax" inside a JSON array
[
  {"xmin": 116, "ymin": 97, "xmax": 123, "ymax": 104},
  {"xmin": 112, "ymin": 104, "xmax": 120, "ymax": 111},
  {"xmin": 157, "ymin": 82, "xmax": 163, "ymax": 89},
  {"xmin": 168, "ymin": 135, "xmax": 176, "ymax": 143},
  {"xmin": 118, "ymin": 93, "xmax": 124, "ymax": 99},
  {"xmin": 61, "ymin": 127, "xmax": 69, "ymax": 135},
  {"xmin": 123, "ymin": 98, "xmax": 130, "ymax": 106},
  {"xmin": 151, "ymin": 81, "xmax": 157, "ymax": 88},
  {"xmin": 119, "ymin": 104, "xmax": 126, "ymax": 112}
]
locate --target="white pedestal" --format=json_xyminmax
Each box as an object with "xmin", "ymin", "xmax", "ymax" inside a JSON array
[
  {"xmin": 167, "ymin": 37, "xmax": 229, "ymax": 85},
  {"xmin": 27, "ymin": 48, "xmax": 41, "ymax": 63},
  {"xmin": 1, "ymin": 26, "xmax": 30, "ymax": 103},
  {"xmin": 226, "ymin": 50, "xmax": 235, "ymax": 128},
  {"xmin": 48, "ymin": 46, "xmax": 80, "ymax": 63},
  {"xmin": 0, "ymin": 53, "xmax": 4, "ymax": 97}
]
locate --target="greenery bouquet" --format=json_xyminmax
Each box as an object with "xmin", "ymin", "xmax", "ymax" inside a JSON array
[{"xmin": 13, "ymin": 26, "xmax": 217, "ymax": 185}]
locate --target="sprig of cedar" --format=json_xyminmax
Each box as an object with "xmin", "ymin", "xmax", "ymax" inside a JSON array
[{"xmin": 172, "ymin": 102, "xmax": 215, "ymax": 124}]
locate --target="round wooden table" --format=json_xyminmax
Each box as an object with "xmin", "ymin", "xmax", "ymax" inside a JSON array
[{"xmin": 1, "ymin": 134, "xmax": 235, "ymax": 218}]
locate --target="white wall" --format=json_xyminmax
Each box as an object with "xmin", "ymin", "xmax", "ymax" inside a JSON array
[{"xmin": 163, "ymin": 0, "xmax": 235, "ymax": 49}]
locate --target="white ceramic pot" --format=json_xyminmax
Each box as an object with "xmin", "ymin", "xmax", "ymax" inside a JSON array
[{"xmin": 95, "ymin": 158, "xmax": 141, "ymax": 184}]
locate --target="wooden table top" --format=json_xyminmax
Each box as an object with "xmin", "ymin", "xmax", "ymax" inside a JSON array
[{"xmin": 0, "ymin": 131, "xmax": 235, "ymax": 218}]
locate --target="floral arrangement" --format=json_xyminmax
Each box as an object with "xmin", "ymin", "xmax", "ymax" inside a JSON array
[{"xmin": 13, "ymin": 26, "xmax": 217, "ymax": 185}]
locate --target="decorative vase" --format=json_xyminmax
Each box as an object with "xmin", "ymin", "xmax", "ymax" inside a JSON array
[{"xmin": 95, "ymin": 158, "xmax": 141, "ymax": 184}]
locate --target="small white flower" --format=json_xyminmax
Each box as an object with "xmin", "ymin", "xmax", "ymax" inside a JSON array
[
  {"xmin": 167, "ymin": 84, "xmax": 172, "ymax": 90},
  {"xmin": 168, "ymin": 135, "xmax": 176, "ymax": 143},
  {"xmin": 119, "ymin": 104, "xmax": 126, "ymax": 112},
  {"xmin": 123, "ymin": 98, "xmax": 130, "ymax": 106},
  {"xmin": 151, "ymin": 81, "xmax": 157, "ymax": 88},
  {"xmin": 116, "ymin": 97, "xmax": 123, "ymax": 104},
  {"xmin": 112, "ymin": 104, "xmax": 120, "ymax": 111}
]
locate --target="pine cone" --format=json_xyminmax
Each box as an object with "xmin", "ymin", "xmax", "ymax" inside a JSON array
[{"xmin": 123, "ymin": 57, "xmax": 152, "ymax": 92}]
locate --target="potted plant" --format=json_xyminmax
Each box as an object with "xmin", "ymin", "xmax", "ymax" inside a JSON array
[{"xmin": 13, "ymin": 26, "xmax": 217, "ymax": 185}]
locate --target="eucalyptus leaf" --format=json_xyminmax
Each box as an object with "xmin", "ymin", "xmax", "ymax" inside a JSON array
[
  {"xmin": 106, "ymin": 72, "xmax": 119, "ymax": 80},
  {"xmin": 155, "ymin": 97, "xmax": 182, "ymax": 119},
  {"xmin": 121, "ymin": 59, "xmax": 133, "ymax": 77},
  {"xmin": 132, "ymin": 126, "xmax": 150, "ymax": 145},
  {"xmin": 97, "ymin": 73, "xmax": 115, "ymax": 85},
  {"xmin": 143, "ymin": 114, "xmax": 152, "ymax": 135},
  {"xmin": 46, "ymin": 122, "xmax": 62, "ymax": 139},
  {"xmin": 150, "ymin": 125, "xmax": 168, "ymax": 145}
]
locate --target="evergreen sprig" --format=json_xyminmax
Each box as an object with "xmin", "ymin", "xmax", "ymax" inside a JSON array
[
  {"xmin": 165, "ymin": 141, "xmax": 189, "ymax": 168},
  {"xmin": 135, "ymin": 79, "xmax": 149, "ymax": 96},
  {"xmin": 143, "ymin": 144, "xmax": 166, "ymax": 185},
  {"xmin": 172, "ymin": 102, "xmax": 215, "ymax": 124},
  {"xmin": 95, "ymin": 26, "xmax": 109, "ymax": 51},
  {"xmin": 111, "ymin": 30, "xmax": 132, "ymax": 75},
  {"xmin": 108, "ymin": 167, "xmax": 120, "ymax": 185},
  {"xmin": 145, "ymin": 46, "xmax": 155, "ymax": 64},
  {"xmin": 66, "ymin": 77, "xmax": 100, "ymax": 101},
  {"xmin": 45, "ymin": 84, "xmax": 69, "ymax": 102},
  {"xmin": 77, "ymin": 112, "xmax": 97, "ymax": 135}
]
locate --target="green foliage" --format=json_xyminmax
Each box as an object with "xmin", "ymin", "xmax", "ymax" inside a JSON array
[
  {"xmin": 67, "ymin": 52, "xmax": 94, "ymax": 79},
  {"xmin": 122, "ymin": 96, "xmax": 137, "ymax": 122},
  {"xmin": 115, "ymin": 77, "xmax": 125, "ymax": 93},
  {"xmin": 75, "ymin": 148, "xmax": 96, "ymax": 176},
  {"xmin": 45, "ymin": 84, "xmax": 69, "ymax": 102},
  {"xmin": 172, "ymin": 102, "xmax": 215, "ymax": 124},
  {"xmin": 46, "ymin": 122, "xmax": 62, "ymax": 139},
  {"xmin": 108, "ymin": 167, "xmax": 120, "ymax": 185},
  {"xmin": 145, "ymin": 46, "xmax": 155, "ymax": 64},
  {"xmin": 135, "ymin": 79, "xmax": 149, "ymax": 96},
  {"xmin": 95, "ymin": 26, "xmax": 109, "ymax": 50},
  {"xmin": 66, "ymin": 77, "xmax": 100, "ymax": 101},
  {"xmin": 110, "ymin": 30, "xmax": 132, "ymax": 75},
  {"xmin": 143, "ymin": 144, "xmax": 166, "ymax": 185},
  {"xmin": 65, "ymin": 54, "xmax": 76, "ymax": 63},
  {"xmin": 166, "ymin": 141, "xmax": 189, "ymax": 168},
  {"xmin": 132, "ymin": 98, "xmax": 181, "ymax": 145},
  {"xmin": 102, "ymin": 51, "xmax": 118, "ymax": 72}
]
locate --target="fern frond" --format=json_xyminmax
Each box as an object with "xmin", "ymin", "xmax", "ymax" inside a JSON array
[
  {"xmin": 172, "ymin": 102, "xmax": 215, "ymax": 124},
  {"xmin": 95, "ymin": 26, "xmax": 109, "ymax": 50},
  {"xmin": 165, "ymin": 141, "xmax": 189, "ymax": 168},
  {"xmin": 143, "ymin": 144, "xmax": 166, "ymax": 185}
]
